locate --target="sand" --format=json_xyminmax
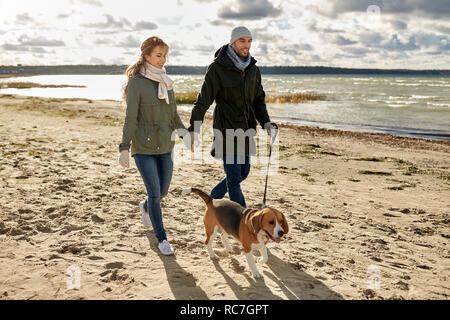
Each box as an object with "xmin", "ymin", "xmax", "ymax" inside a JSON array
[{"xmin": 0, "ymin": 94, "xmax": 449, "ymax": 300}]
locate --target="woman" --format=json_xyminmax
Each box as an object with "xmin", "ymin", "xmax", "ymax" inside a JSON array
[{"xmin": 118, "ymin": 36, "xmax": 186, "ymax": 256}]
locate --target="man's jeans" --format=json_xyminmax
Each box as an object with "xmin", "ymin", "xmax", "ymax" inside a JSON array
[
  {"xmin": 210, "ymin": 155, "xmax": 250, "ymax": 207},
  {"xmin": 134, "ymin": 151, "xmax": 173, "ymax": 242}
]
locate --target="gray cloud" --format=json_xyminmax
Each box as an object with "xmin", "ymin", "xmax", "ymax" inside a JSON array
[
  {"xmin": 1, "ymin": 44, "xmax": 48, "ymax": 53},
  {"xmin": 279, "ymin": 43, "xmax": 313, "ymax": 56},
  {"xmin": 316, "ymin": 0, "xmax": 450, "ymax": 19},
  {"xmin": 89, "ymin": 56, "xmax": 105, "ymax": 64},
  {"xmin": 156, "ymin": 16, "xmax": 183, "ymax": 25},
  {"xmin": 218, "ymin": 0, "xmax": 281, "ymax": 20},
  {"xmin": 389, "ymin": 20, "xmax": 408, "ymax": 30},
  {"xmin": 18, "ymin": 35, "xmax": 65, "ymax": 47},
  {"xmin": 134, "ymin": 21, "xmax": 158, "ymax": 30},
  {"xmin": 383, "ymin": 34, "xmax": 419, "ymax": 51},
  {"xmin": 82, "ymin": 14, "xmax": 131, "ymax": 29},
  {"xmin": 333, "ymin": 35, "xmax": 358, "ymax": 46},
  {"xmin": 117, "ymin": 35, "xmax": 140, "ymax": 48},
  {"xmin": 94, "ymin": 38, "xmax": 115, "ymax": 45},
  {"xmin": 306, "ymin": 20, "xmax": 344, "ymax": 34},
  {"xmin": 192, "ymin": 45, "xmax": 216, "ymax": 52},
  {"xmin": 339, "ymin": 46, "xmax": 370, "ymax": 57},
  {"xmin": 15, "ymin": 13, "xmax": 36, "ymax": 25},
  {"xmin": 208, "ymin": 19, "xmax": 234, "ymax": 27}
]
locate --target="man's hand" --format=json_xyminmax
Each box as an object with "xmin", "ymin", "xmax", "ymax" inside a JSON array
[
  {"xmin": 264, "ymin": 122, "xmax": 278, "ymax": 138},
  {"xmin": 118, "ymin": 150, "xmax": 129, "ymax": 168}
]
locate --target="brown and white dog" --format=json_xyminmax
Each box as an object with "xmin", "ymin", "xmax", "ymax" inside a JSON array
[{"xmin": 182, "ymin": 187, "xmax": 289, "ymax": 278}]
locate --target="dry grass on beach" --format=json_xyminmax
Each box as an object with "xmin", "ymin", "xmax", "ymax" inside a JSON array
[{"xmin": 0, "ymin": 94, "xmax": 449, "ymax": 300}]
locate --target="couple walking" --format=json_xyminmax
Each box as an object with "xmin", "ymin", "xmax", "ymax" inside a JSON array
[{"xmin": 118, "ymin": 27, "xmax": 277, "ymax": 256}]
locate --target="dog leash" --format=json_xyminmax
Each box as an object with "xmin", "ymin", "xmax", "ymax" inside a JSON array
[{"xmin": 261, "ymin": 123, "xmax": 278, "ymax": 209}]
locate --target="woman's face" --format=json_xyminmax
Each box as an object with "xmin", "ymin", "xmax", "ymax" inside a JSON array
[{"xmin": 145, "ymin": 46, "xmax": 167, "ymax": 69}]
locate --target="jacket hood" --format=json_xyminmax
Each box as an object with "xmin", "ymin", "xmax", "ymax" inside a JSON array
[{"xmin": 214, "ymin": 44, "xmax": 257, "ymax": 68}]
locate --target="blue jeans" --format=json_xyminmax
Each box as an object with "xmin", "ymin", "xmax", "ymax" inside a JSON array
[
  {"xmin": 210, "ymin": 155, "xmax": 250, "ymax": 207},
  {"xmin": 134, "ymin": 151, "xmax": 173, "ymax": 242}
]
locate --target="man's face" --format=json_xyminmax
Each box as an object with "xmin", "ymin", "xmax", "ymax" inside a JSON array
[{"xmin": 231, "ymin": 37, "xmax": 252, "ymax": 59}]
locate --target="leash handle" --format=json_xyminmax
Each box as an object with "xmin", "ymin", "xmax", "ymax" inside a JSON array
[{"xmin": 262, "ymin": 123, "xmax": 278, "ymax": 209}]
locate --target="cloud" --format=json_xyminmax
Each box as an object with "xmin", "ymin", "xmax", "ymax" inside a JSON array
[
  {"xmin": 218, "ymin": 0, "xmax": 282, "ymax": 20},
  {"xmin": 156, "ymin": 16, "xmax": 183, "ymax": 25},
  {"xmin": 18, "ymin": 35, "xmax": 65, "ymax": 47},
  {"xmin": 1, "ymin": 44, "xmax": 48, "ymax": 53},
  {"xmin": 208, "ymin": 19, "xmax": 234, "ymax": 27},
  {"xmin": 117, "ymin": 35, "xmax": 140, "ymax": 48},
  {"xmin": 333, "ymin": 35, "xmax": 357, "ymax": 46},
  {"xmin": 389, "ymin": 20, "xmax": 408, "ymax": 30},
  {"xmin": 316, "ymin": 0, "xmax": 450, "ymax": 19},
  {"xmin": 134, "ymin": 21, "xmax": 158, "ymax": 30},
  {"xmin": 383, "ymin": 34, "xmax": 419, "ymax": 51},
  {"xmin": 432, "ymin": 24, "xmax": 450, "ymax": 34},
  {"xmin": 89, "ymin": 56, "xmax": 105, "ymax": 64},
  {"xmin": 15, "ymin": 13, "xmax": 36, "ymax": 25},
  {"xmin": 82, "ymin": 14, "xmax": 131, "ymax": 29},
  {"xmin": 306, "ymin": 20, "xmax": 344, "ymax": 34},
  {"xmin": 192, "ymin": 44, "xmax": 216, "ymax": 52}
]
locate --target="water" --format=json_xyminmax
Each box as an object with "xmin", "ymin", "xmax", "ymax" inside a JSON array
[{"xmin": 1, "ymin": 74, "xmax": 449, "ymax": 141}]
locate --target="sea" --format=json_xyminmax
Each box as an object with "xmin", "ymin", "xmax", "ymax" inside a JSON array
[{"xmin": 1, "ymin": 74, "xmax": 449, "ymax": 141}]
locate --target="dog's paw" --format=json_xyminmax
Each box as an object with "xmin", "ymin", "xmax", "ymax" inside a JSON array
[{"xmin": 252, "ymin": 271, "xmax": 263, "ymax": 279}]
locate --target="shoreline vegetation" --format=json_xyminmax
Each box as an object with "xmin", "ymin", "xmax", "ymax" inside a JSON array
[
  {"xmin": 1, "ymin": 65, "xmax": 449, "ymax": 76},
  {"xmin": 0, "ymin": 82, "xmax": 327, "ymax": 104}
]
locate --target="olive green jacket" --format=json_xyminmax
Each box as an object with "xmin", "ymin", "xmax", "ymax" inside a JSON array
[
  {"xmin": 188, "ymin": 44, "xmax": 271, "ymax": 157},
  {"xmin": 119, "ymin": 75, "xmax": 186, "ymax": 156}
]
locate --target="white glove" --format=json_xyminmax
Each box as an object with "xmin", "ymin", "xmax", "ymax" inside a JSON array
[
  {"xmin": 264, "ymin": 122, "xmax": 278, "ymax": 138},
  {"xmin": 118, "ymin": 150, "xmax": 129, "ymax": 168}
]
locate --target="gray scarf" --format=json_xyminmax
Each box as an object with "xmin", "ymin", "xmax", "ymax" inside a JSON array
[{"xmin": 226, "ymin": 44, "xmax": 251, "ymax": 72}]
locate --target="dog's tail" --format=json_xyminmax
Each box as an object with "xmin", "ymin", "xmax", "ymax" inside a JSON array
[{"xmin": 182, "ymin": 187, "xmax": 213, "ymax": 207}]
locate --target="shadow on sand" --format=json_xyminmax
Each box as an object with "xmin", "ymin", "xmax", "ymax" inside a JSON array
[
  {"xmin": 146, "ymin": 231, "xmax": 209, "ymax": 299},
  {"xmin": 212, "ymin": 249, "xmax": 343, "ymax": 300}
]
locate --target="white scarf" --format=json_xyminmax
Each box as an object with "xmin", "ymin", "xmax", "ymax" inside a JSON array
[{"xmin": 140, "ymin": 63, "xmax": 174, "ymax": 104}]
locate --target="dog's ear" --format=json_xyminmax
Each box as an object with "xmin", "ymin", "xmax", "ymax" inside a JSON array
[
  {"xmin": 246, "ymin": 210, "xmax": 263, "ymax": 234},
  {"xmin": 280, "ymin": 212, "xmax": 289, "ymax": 234}
]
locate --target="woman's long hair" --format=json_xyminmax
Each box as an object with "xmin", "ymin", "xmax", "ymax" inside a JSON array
[{"xmin": 122, "ymin": 36, "xmax": 169, "ymax": 101}]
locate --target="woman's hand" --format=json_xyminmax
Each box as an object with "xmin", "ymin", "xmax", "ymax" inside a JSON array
[{"xmin": 118, "ymin": 150, "xmax": 130, "ymax": 168}]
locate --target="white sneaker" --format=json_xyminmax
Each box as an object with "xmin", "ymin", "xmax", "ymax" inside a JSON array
[
  {"xmin": 158, "ymin": 240, "xmax": 174, "ymax": 256},
  {"xmin": 139, "ymin": 201, "xmax": 152, "ymax": 229}
]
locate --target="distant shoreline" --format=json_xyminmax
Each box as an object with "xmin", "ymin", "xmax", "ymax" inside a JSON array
[{"xmin": 1, "ymin": 65, "xmax": 449, "ymax": 76}]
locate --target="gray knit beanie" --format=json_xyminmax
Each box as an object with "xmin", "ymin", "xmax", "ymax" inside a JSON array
[{"xmin": 230, "ymin": 26, "xmax": 252, "ymax": 44}]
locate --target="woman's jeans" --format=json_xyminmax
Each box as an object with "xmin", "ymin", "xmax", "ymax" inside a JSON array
[
  {"xmin": 134, "ymin": 151, "xmax": 173, "ymax": 242},
  {"xmin": 210, "ymin": 155, "xmax": 250, "ymax": 207}
]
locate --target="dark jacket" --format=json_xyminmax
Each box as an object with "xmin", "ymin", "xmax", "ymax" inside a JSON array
[
  {"xmin": 188, "ymin": 44, "xmax": 271, "ymax": 157},
  {"xmin": 120, "ymin": 75, "xmax": 186, "ymax": 156}
]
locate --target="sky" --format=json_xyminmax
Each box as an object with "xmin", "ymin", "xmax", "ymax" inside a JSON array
[{"xmin": 0, "ymin": 0, "xmax": 449, "ymax": 69}]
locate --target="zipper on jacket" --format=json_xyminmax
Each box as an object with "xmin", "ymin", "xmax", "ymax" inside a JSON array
[{"xmin": 241, "ymin": 70, "xmax": 250, "ymax": 130}]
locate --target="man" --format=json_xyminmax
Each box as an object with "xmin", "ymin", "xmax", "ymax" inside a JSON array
[{"xmin": 187, "ymin": 26, "xmax": 277, "ymax": 208}]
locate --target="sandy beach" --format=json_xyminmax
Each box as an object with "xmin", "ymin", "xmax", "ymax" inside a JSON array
[{"xmin": 0, "ymin": 94, "xmax": 449, "ymax": 300}]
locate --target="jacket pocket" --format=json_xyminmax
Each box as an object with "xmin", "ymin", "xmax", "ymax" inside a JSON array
[{"xmin": 134, "ymin": 125, "xmax": 158, "ymax": 151}]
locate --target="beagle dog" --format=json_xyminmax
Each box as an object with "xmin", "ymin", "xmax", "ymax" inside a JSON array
[{"xmin": 182, "ymin": 187, "xmax": 289, "ymax": 278}]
